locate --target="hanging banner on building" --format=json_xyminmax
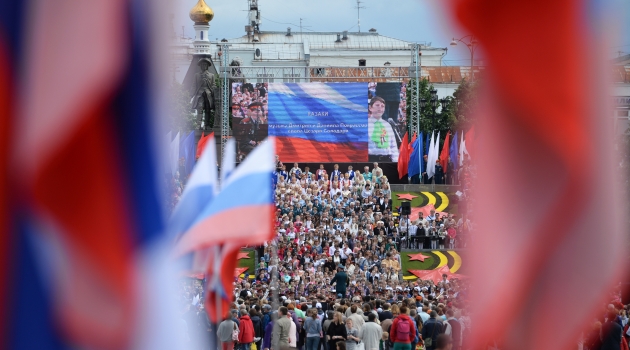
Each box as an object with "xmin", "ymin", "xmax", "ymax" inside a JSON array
[{"xmin": 232, "ymin": 81, "xmax": 407, "ymax": 163}]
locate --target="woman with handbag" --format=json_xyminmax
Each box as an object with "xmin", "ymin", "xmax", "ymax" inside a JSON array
[{"xmin": 217, "ymin": 315, "xmax": 237, "ymax": 350}]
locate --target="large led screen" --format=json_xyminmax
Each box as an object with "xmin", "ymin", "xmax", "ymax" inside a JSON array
[{"xmin": 232, "ymin": 82, "xmax": 407, "ymax": 163}]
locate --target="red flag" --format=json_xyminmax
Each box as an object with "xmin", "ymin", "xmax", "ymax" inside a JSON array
[
  {"xmin": 196, "ymin": 132, "xmax": 213, "ymax": 159},
  {"xmin": 439, "ymin": 132, "xmax": 451, "ymax": 174},
  {"xmin": 397, "ymin": 131, "xmax": 410, "ymax": 179},
  {"xmin": 204, "ymin": 244, "xmax": 240, "ymax": 323},
  {"xmin": 453, "ymin": 0, "xmax": 625, "ymax": 348},
  {"xmin": 464, "ymin": 126, "xmax": 475, "ymax": 159}
]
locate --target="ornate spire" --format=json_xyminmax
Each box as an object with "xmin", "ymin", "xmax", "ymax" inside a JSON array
[{"xmin": 189, "ymin": 0, "xmax": 214, "ymax": 24}]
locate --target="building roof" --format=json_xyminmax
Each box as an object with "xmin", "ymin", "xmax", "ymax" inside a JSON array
[
  {"xmin": 612, "ymin": 54, "xmax": 630, "ymax": 65},
  {"xmin": 225, "ymin": 31, "xmax": 444, "ymax": 51}
]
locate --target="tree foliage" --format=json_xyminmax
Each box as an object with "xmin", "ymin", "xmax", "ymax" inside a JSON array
[
  {"xmin": 450, "ymin": 79, "xmax": 480, "ymax": 131},
  {"xmin": 406, "ymin": 78, "xmax": 479, "ymax": 151}
]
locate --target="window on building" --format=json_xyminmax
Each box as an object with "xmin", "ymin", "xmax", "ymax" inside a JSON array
[
  {"xmin": 201, "ymin": 31, "xmax": 203, "ymax": 40},
  {"xmin": 359, "ymin": 59, "xmax": 366, "ymax": 66}
]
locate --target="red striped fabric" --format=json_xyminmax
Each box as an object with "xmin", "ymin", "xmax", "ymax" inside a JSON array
[{"xmin": 275, "ymin": 137, "xmax": 367, "ymax": 162}]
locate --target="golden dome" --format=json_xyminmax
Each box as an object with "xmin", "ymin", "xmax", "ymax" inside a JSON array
[{"xmin": 189, "ymin": 0, "xmax": 214, "ymax": 24}]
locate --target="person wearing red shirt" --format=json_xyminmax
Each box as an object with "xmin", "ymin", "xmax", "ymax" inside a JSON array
[
  {"xmin": 390, "ymin": 306, "xmax": 415, "ymax": 350},
  {"xmin": 239, "ymin": 312, "xmax": 255, "ymax": 350}
]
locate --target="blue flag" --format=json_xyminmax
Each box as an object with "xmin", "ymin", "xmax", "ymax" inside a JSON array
[
  {"xmin": 407, "ymin": 132, "xmax": 424, "ymax": 178},
  {"xmin": 407, "ymin": 138, "xmax": 420, "ymax": 177},
  {"xmin": 450, "ymin": 131, "xmax": 459, "ymax": 174},
  {"xmin": 419, "ymin": 132, "xmax": 424, "ymax": 175},
  {"xmin": 179, "ymin": 131, "xmax": 196, "ymax": 176}
]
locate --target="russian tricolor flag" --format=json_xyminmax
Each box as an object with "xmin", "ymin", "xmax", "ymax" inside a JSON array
[
  {"xmin": 1, "ymin": 0, "xmax": 184, "ymax": 348},
  {"xmin": 173, "ymin": 138, "xmax": 276, "ymax": 257}
]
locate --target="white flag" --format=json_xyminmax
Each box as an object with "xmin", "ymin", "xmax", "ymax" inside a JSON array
[
  {"xmin": 459, "ymin": 131, "xmax": 469, "ymax": 166},
  {"xmin": 427, "ymin": 131, "xmax": 436, "ymax": 179}
]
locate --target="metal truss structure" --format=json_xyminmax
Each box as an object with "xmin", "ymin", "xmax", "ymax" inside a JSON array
[
  {"xmin": 220, "ymin": 44, "xmax": 231, "ymax": 160},
  {"xmin": 408, "ymin": 43, "xmax": 421, "ymax": 139}
]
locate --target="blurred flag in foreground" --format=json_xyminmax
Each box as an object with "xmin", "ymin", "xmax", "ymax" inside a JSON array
[
  {"xmin": 171, "ymin": 138, "xmax": 275, "ymax": 322},
  {"xmin": 1, "ymin": 0, "xmax": 182, "ymax": 349},
  {"xmin": 452, "ymin": 0, "xmax": 626, "ymax": 348},
  {"xmin": 173, "ymin": 138, "xmax": 276, "ymax": 257}
]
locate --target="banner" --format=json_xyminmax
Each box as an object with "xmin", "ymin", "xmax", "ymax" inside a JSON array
[{"xmin": 232, "ymin": 82, "xmax": 407, "ymax": 162}]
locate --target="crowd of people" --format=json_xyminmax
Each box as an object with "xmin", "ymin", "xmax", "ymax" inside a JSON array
[
  {"xmin": 218, "ymin": 278, "xmax": 470, "ymax": 350},
  {"xmin": 224, "ymin": 160, "xmax": 474, "ymax": 349},
  {"xmin": 174, "ymin": 157, "xmax": 630, "ymax": 350}
]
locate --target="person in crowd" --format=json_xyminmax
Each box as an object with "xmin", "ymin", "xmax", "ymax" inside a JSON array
[
  {"xmin": 434, "ymin": 160, "xmax": 444, "ymax": 185},
  {"xmin": 434, "ymin": 334, "xmax": 453, "ymax": 350},
  {"xmin": 344, "ymin": 318, "xmax": 361, "ymax": 350},
  {"xmin": 218, "ymin": 315, "xmax": 237, "ymax": 350},
  {"xmin": 443, "ymin": 310, "xmax": 461, "ymax": 350},
  {"xmin": 363, "ymin": 313, "xmax": 383, "ymax": 350},
  {"xmin": 331, "ymin": 266, "xmax": 349, "ymax": 298},
  {"xmin": 273, "ymin": 307, "xmax": 292, "ymax": 350},
  {"xmin": 239, "ymin": 310, "xmax": 255, "ymax": 350},
  {"xmin": 390, "ymin": 306, "xmax": 414, "ymax": 350},
  {"xmin": 305, "ymin": 308, "xmax": 323, "ymax": 350},
  {"xmin": 420, "ymin": 311, "xmax": 443, "ymax": 350},
  {"xmin": 328, "ymin": 312, "xmax": 348, "ymax": 350},
  {"xmin": 601, "ymin": 311, "xmax": 623, "ymax": 350}
]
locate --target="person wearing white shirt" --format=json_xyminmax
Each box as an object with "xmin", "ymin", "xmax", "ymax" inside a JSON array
[
  {"xmin": 361, "ymin": 184, "xmax": 373, "ymax": 198},
  {"xmin": 367, "ymin": 97, "xmax": 399, "ymax": 162},
  {"xmin": 408, "ymin": 222, "xmax": 418, "ymax": 249}
]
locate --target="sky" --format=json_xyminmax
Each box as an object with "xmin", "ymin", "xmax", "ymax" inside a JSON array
[{"xmin": 172, "ymin": 0, "xmax": 630, "ymax": 64}]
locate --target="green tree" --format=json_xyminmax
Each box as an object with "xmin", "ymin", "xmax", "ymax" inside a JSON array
[
  {"xmin": 406, "ymin": 78, "xmax": 457, "ymax": 148},
  {"xmin": 449, "ymin": 79, "xmax": 480, "ymax": 132},
  {"xmin": 406, "ymin": 78, "xmax": 481, "ymax": 148}
]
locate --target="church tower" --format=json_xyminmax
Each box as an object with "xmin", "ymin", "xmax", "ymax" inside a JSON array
[{"xmin": 189, "ymin": 0, "xmax": 214, "ymax": 54}]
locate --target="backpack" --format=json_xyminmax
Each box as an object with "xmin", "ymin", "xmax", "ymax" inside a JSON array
[{"xmin": 396, "ymin": 318, "xmax": 411, "ymax": 342}]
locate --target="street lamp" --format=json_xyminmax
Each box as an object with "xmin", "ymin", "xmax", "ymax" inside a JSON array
[{"xmin": 450, "ymin": 35, "xmax": 479, "ymax": 81}]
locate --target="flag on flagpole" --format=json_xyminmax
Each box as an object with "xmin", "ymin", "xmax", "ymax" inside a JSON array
[
  {"xmin": 196, "ymin": 131, "xmax": 213, "ymax": 159},
  {"xmin": 449, "ymin": 131, "xmax": 459, "ymax": 175},
  {"xmin": 170, "ymin": 132, "xmax": 180, "ymax": 176},
  {"xmin": 407, "ymin": 138, "xmax": 420, "ymax": 178},
  {"xmin": 439, "ymin": 131, "xmax": 451, "ymax": 174},
  {"xmin": 180, "ymin": 131, "xmax": 196, "ymax": 177},
  {"xmin": 433, "ymin": 131, "xmax": 440, "ymax": 175},
  {"xmin": 459, "ymin": 131, "xmax": 467, "ymax": 166},
  {"xmin": 173, "ymin": 138, "xmax": 276, "ymax": 260},
  {"xmin": 397, "ymin": 131, "xmax": 410, "ymax": 179},
  {"xmin": 168, "ymin": 134, "xmax": 218, "ymax": 240},
  {"xmin": 426, "ymin": 131, "xmax": 436, "ymax": 179}
]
